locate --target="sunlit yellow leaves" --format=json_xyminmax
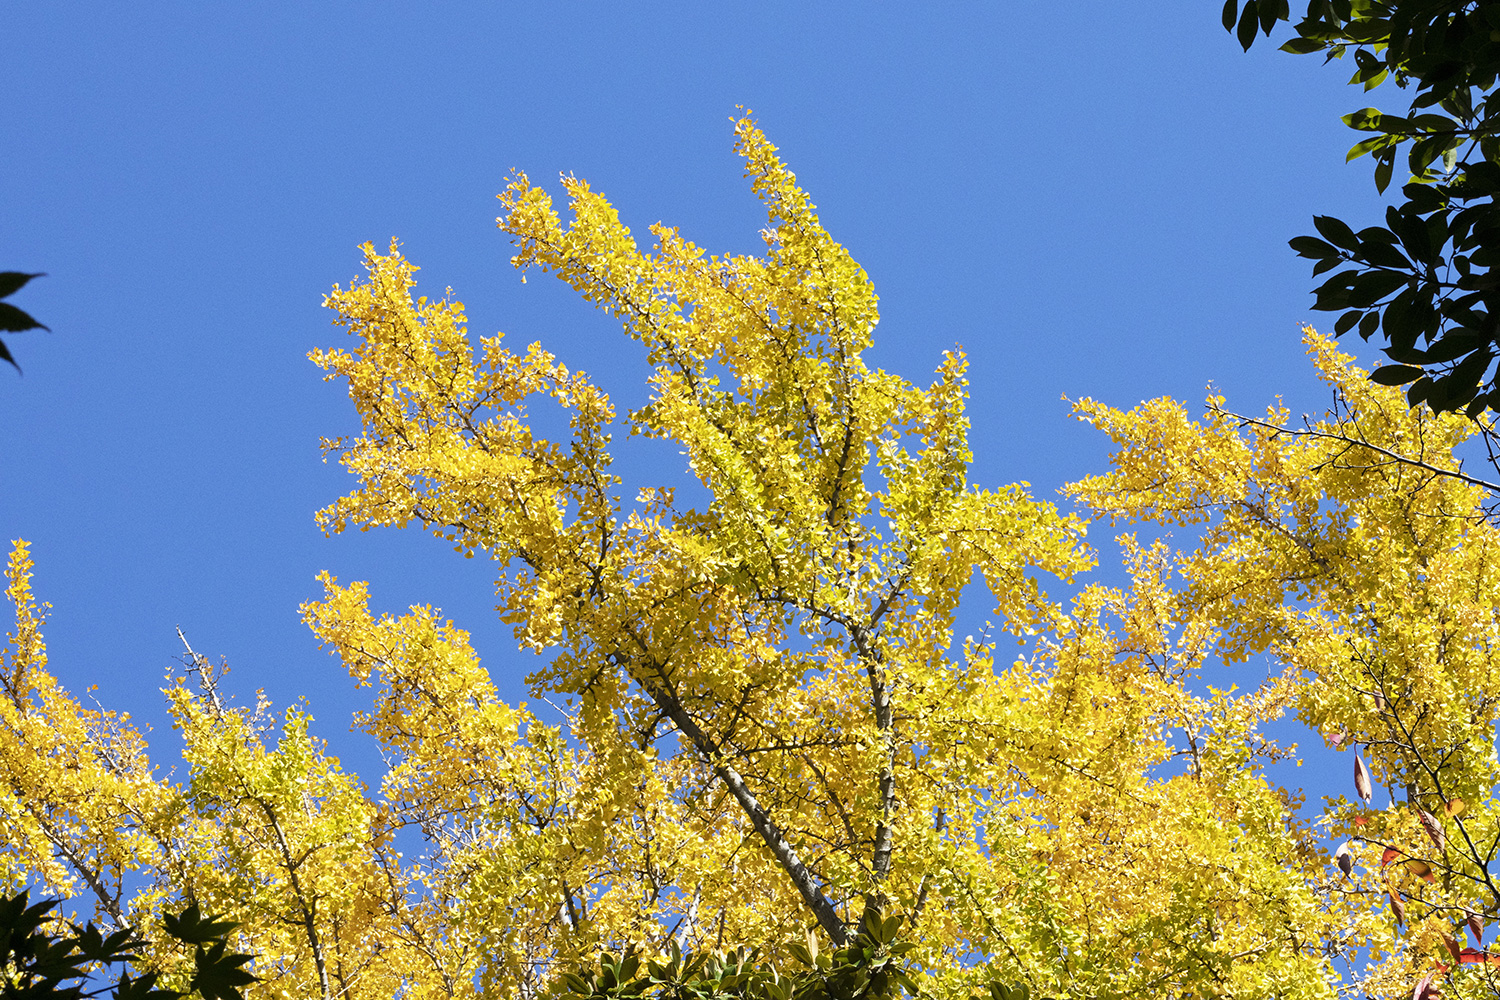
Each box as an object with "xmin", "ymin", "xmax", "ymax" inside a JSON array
[
  {"xmin": 11, "ymin": 115, "xmax": 1500, "ymax": 1000},
  {"xmin": 0, "ymin": 540, "xmax": 168, "ymax": 912},
  {"xmin": 306, "ymin": 115, "xmax": 1113, "ymax": 989},
  {"xmin": 1069, "ymin": 330, "xmax": 1500, "ymax": 1000}
]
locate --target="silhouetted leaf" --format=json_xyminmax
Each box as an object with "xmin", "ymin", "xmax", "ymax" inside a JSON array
[
  {"xmin": 189, "ymin": 939, "xmax": 259, "ymax": 1000},
  {"xmin": 1238, "ymin": 0, "xmax": 1262, "ymax": 50},
  {"xmin": 0, "ymin": 302, "xmax": 46, "ymax": 333},
  {"xmin": 164, "ymin": 904, "xmax": 237, "ymax": 946},
  {"xmin": 1372, "ymin": 364, "xmax": 1425, "ymax": 385},
  {"xmin": 1314, "ymin": 215, "xmax": 1361, "ymax": 250},
  {"xmin": 0, "ymin": 272, "xmax": 43, "ymax": 298}
]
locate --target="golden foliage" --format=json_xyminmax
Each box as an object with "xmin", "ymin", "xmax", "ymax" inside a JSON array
[{"xmin": 3, "ymin": 118, "xmax": 1497, "ymax": 1000}]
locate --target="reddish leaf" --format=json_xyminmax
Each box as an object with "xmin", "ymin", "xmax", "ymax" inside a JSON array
[
  {"xmin": 1354, "ymin": 814, "xmax": 1369, "ymax": 827},
  {"xmin": 1413, "ymin": 970, "xmax": 1438, "ymax": 1000},
  {"xmin": 1418, "ymin": 809, "xmax": 1447, "ymax": 852},
  {"xmin": 1442, "ymin": 930, "xmax": 1462, "ymax": 963},
  {"xmin": 1458, "ymin": 949, "xmax": 1500, "ymax": 964},
  {"xmin": 1355, "ymin": 755, "xmax": 1374, "ymax": 804},
  {"xmin": 1390, "ymin": 891, "xmax": 1407, "ymax": 927},
  {"xmin": 1467, "ymin": 910, "xmax": 1484, "ymax": 947},
  {"xmin": 1383, "ymin": 847, "xmax": 1402, "ymax": 867},
  {"xmin": 1325, "ymin": 731, "xmax": 1346, "ymax": 747}
]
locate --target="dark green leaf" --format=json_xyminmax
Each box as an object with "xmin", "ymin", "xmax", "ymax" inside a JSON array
[
  {"xmin": 114, "ymin": 969, "xmax": 183, "ymax": 1000},
  {"xmin": 1347, "ymin": 135, "xmax": 1394, "ymax": 162},
  {"xmin": 1314, "ymin": 215, "xmax": 1361, "ymax": 250},
  {"xmin": 1382, "ymin": 286, "xmax": 1418, "ymax": 340},
  {"xmin": 1348, "ymin": 268, "xmax": 1410, "ymax": 306},
  {"xmin": 1290, "ymin": 235, "xmax": 1340, "ymax": 259},
  {"xmin": 1440, "ymin": 347, "xmax": 1494, "ymax": 405},
  {"xmin": 1375, "ymin": 151, "xmax": 1394, "ymax": 192},
  {"xmin": 1313, "ymin": 271, "xmax": 1358, "ymax": 310},
  {"xmin": 1460, "ymin": 159, "xmax": 1500, "ymax": 192},
  {"xmin": 1384, "ymin": 343, "xmax": 1427, "ymax": 363},
  {"xmin": 0, "ymin": 302, "xmax": 47, "ymax": 333},
  {"xmin": 1356, "ymin": 225, "xmax": 1398, "ymax": 245},
  {"xmin": 189, "ymin": 939, "xmax": 259, "ymax": 1000},
  {"xmin": 1238, "ymin": 0, "xmax": 1261, "ymax": 50},
  {"xmin": 1405, "ymin": 182, "xmax": 1446, "ymax": 214},
  {"xmin": 1370, "ymin": 364, "xmax": 1426, "ymax": 385},
  {"xmin": 1416, "ymin": 331, "xmax": 1484, "ymax": 364},
  {"xmin": 164, "ymin": 904, "xmax": 239, "ymax": 946},
  {"xmin": 1257, "ymin": 0, "xmax": 1285, "ymax": 34},
  {"xmin": 1409, "ymin": 135, "xmax": 1448, "ymax": 174},
  {"xmin": 1223, "ymin": 0, "xmax": 1239, "ymax": 31},
  {"xmin": 1281, "ymin": 36, "xmax": 1326, "ymax": 53},
  {"xmin": 1386, "ymin": 206, "xmax": 1434, "ymax": 264},
  {"xmin": 1441, "ymin": 301, "xmax": 1489, "ymax": 328},
  {"xmin": 0, "ymin": 272, "xmax": 43, "ymax": 299},
  {"xmin": 1358, "ymin": 237, "xmax": 1410, "ymax": 269},
  {"xmin": 1408, "ymin": 112, "xmax": 1457, "ymax": 131}
]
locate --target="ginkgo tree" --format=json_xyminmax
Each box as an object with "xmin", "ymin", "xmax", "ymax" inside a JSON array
[
  {"xmin": 2, "ymin": 114, "xmax": 1498, "ymax": 1000},
  {"xmin": 1068, "ymin": 331, "xmax": 1500, "ymax": 1000}
]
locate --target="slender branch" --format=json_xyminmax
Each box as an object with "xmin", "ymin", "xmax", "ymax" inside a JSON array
[
  {"xmin": 253, "ymin": 796, "xmax": 330, "ymax": 1000},
  {"xmin": 849, "ymin": 624, "xmax": 896, "ymax": 887},
  {"xmin": 910, "ymin": 808, "xmax": 946, "ymax": 928},
  {"xmin": 632, "ymin": 658, "xmax": 850, "ymax": 944},
  {"xmin": 1216, "ymin": 406, "xmax": 1500, "ymax": 495}
]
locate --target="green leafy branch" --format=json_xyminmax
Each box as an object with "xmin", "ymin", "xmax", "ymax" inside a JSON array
[
  {"xmin": 1224, "ymin": 1, "xmax": 1500, "ymax": 412},
  {"xmin": 550, "ymin": 904, "xmax": 919, "ymax": 1000},
  {"xmin": 0, "ymin": 891, "xmax": 258, "ymax": 1000},
  {"xmin": 0, "ymin": 273, "xmax": 46, "ymax": 374}
]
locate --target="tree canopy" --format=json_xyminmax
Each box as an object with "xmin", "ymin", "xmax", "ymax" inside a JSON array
[
  {"xmin": 1225, "ymin": 0, "xmax": 1500, "ymax": 413},
  {"xmin": 3, "ymin": 116, "xmax": 1500, "ymax": 1000}
]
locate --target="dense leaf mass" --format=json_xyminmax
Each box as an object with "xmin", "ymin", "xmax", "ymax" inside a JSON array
[
  {"xmin": 3, "ymin": 118, "xmax": 1500, "ymax": 1000},
  {"xmin": 1226, "ymin": 0, "xmax": 1500, "ymax": 412}
]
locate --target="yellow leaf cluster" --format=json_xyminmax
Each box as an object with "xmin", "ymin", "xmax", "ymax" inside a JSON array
[{"xmin": 4, "ymin": 119, "xmax": 1495, "ymax": 1000}]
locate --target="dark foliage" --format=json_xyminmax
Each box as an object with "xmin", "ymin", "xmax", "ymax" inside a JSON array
[
  {"xmin": 1225, "ymin": 0, "xmax": 1500, "ymax": 413},
  {"xmin": 0, "ymin": 890, "xmax": 257, "ymax": 1000},
  {"xmin": 546, "ymin": 901, "xmax": 1054, "ymax": 1000},
  {"xmin": 549, "ymin": 904, "xmax": 920, "ymax": 1000},
  {"xmin": 0, "ymin": 273, "xmax": 46, "ymax": 374}
]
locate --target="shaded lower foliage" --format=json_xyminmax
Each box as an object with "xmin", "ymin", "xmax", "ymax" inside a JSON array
[
  {"xmin": 552, "ymin": 905, "xmax": 918, "ymax": 1000},
  {"xmin": 0, "ymin": 890, "xmax": 257, "ymax": 1000}
]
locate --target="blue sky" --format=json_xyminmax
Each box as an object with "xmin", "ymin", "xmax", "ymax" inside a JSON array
[{"xmin": 3, "ymin": 4, "xmax": 1381, "ymax": 788}]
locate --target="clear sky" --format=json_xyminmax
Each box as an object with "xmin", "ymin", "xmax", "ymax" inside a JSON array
[{"xmin": 3, "ymin": 4, "xmax": 1382, "ymax": 788}]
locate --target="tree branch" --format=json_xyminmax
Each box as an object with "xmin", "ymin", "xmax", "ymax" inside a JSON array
[{"xmin": 632, "ymin": 658, "xmax": 850, "ymax": 944}]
